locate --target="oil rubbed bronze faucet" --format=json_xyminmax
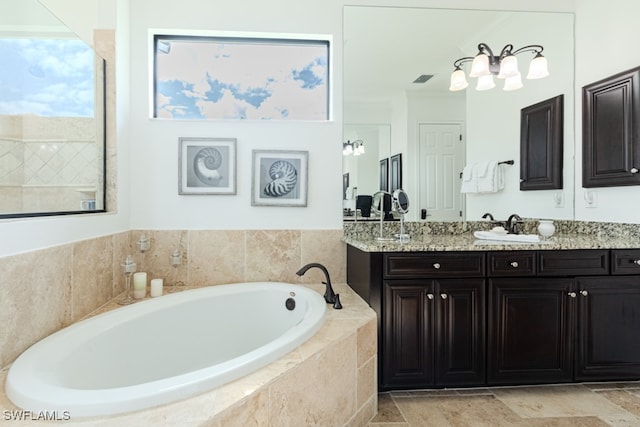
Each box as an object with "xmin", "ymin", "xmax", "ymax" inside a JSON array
[
  {"xmin": 506, "ymin": 214, "xmax": 524, "ymax": 234},
  {"xmin": 296, "ymin": 263, "xmax": 342, "ymax": 309}
]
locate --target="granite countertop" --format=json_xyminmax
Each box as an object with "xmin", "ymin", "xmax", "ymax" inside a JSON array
[{"xmin": 343, "ymin": 233, "xmax": 640, "ymax": 253}]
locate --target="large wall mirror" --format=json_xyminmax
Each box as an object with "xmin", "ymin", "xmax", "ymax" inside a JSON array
[
  {"xmin": 343, "ymin": 7, "xmax": 575, "ymax": 223},
  {"xmin": 0, "ymin": 0, "xmax": 106, "ymax": 218}
]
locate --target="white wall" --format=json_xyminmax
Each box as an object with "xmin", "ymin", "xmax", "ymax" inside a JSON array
[
  {"xmin": 574, "ymin": 0, "xmax": 640, "ymax": 223},
  {"xmin": 0, "ymin": 0, "xmax": 581, "ymax": 257}
]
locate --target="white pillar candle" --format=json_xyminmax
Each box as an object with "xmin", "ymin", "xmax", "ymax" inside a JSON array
[
  {"xmin": 133, "ymin": 272, "xmax": 147, "ymax": 299},
  {"xmin": 150, "ymin": 278, "xmax": 163, "ymax": 297}
]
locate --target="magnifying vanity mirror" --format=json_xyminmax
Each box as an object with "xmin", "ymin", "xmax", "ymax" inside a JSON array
[
  {"xmin": 343, "ymin": 7, "xmax": 575, "ymax": 223},
  {"xmin": 393, "ymin": 189, "xmax": 410, "ymax": 242},
  {"xmin": 0, "ymin": 0, "xmax": 106, "ymax": 218}
]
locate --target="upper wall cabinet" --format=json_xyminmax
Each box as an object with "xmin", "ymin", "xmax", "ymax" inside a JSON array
[
  {"xmin": 582, "ymin": 66, "xmax": 640, "ymax": 188},
  {"xmin": 520, "ymin": 95, "xmax": 564, "ymax": 191}
]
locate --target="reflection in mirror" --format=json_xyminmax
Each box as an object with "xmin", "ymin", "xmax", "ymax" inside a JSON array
[
  {"xmin": 342, "ymin": 123, "xmax": 390, "ymax": 221},
  {"xmin": 0, "ymin": 0, "xmax": 106, "ymax": 218},
  {"xmin": 344, "ymin": 7, "xmax": 575, "ymax": 223}
]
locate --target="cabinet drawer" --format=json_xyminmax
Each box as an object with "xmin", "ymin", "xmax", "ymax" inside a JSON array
[
  {"xmin": 611, "ymin": 250, "xmax": 640, "ymax": 275},
  {"xmin": 384, "ymin": 252, "xmax": 485, "ymax": 278},
  {"xmin": 488, "ymin": 251, "xmax": 536, "ymax": 277},
  {"xmin": 538, "ymin": 250, "xmax": 609, "ymax": 276}
]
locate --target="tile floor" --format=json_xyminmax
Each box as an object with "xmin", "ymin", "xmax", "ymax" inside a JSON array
[{"xmin": 368, "ymin": 382, "xmax": 640, "ymax": 426}]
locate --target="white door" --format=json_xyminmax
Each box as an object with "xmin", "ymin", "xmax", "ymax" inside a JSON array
[{"xmin": 418, "ymin": 123, "xmax": 465, "ymax": 221}]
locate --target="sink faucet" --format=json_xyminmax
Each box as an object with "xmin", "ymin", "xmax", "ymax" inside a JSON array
[
  {"xmin": 481, "ymin": 213, "xmax": 495, "ymax": 221},
  {"xmin": 296, "ymin": 263, "xmax": 342, "ymax": 309},
  {"xmin": 506, "ymin": 214, "xmax": 523, "ymax": 234}
]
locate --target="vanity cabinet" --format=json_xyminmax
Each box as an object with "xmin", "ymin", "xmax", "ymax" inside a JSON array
[
  {"xmin": 346, "ymin": 245, "xmax": 640, "ymax": 390},
  {"xmin": 383, "ymin": 278, "xmax": 485, "ymax": 389}
]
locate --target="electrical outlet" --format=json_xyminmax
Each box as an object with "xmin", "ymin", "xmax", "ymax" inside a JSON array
[
  {"xmin": 553, "ymin": 191, "xmax": 564, "ymax": 208},
  {"xmin": 584, "ymin": 190, "xmax": 597, "ymax": 208}
]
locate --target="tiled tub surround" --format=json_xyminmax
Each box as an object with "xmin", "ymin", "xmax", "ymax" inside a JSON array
[
  {"xmin": 0, "ymin": 283, "xmax": 377, "ymax": 426},
  {"xmin": 343, "ymin": 220, "xmax": 640, "ymax": 252},
  {"xmin": 0, "ymin": 229, "xmax": 345, "ymax": 370}
]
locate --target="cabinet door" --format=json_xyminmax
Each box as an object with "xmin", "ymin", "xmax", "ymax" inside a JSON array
[
  {"xmin": 435, "ymin": 279, "xmax": 486, "ymax": 386},
  {"xmin": 576, "ymin": 276, "xmax": 640, "ymax": 380},
  {"xmin": 488, "ymin": 278, "xmax": 575, "ymax": 385},
  {"xmin": 382, "ymin": 280, "xmax": 434, "ymax": 389}
]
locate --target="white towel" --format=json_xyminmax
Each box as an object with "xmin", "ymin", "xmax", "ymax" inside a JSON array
[
  {"xmin": 460, "ymin": 165, "xmax": 477, "ymax": 193},
  {"xmin": 461, "ymin": 161, "xmax": 505, "ymax": 194},
  {"xmin": 473, "ymin": 231, "xmax": 540, "ymax": 243},
  {"xmin": 477, "ymin": 161, "xmax": 500, "ymax": 193}
]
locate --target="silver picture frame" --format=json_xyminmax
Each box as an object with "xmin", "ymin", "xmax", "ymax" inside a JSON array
[
  {"xmin": 251, "ymin": 150, "xmax": 308, "ymax": 207},
  {"xmin": 178, "ymin": 137, "xmax": 237, "ymax": 195}
]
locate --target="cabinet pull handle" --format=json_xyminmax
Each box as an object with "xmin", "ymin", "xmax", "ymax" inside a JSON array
[
  {"xmin": 568, "ymin": 292, "xmax": 577, "ymax": 298},
  {"xmin": 510, "ymin": 261, "xmax": 519, "ymax": 268},
  {"xmin": 633, "ymin": 259, "xmax": 640, "ymax": 265},
  {"xmin": 631, "ymin": 168, "xmax": 639, "ymax": 174},
  {"xmin": 433, "ymin": 263, "xmax": 441, "ymax": 269},
  {"xmin": 426, "ymin": 293, "xmax": 434, "ymax": 300},
  {"xmin": 580, "ymin": 290, "xmax": 589, "ymax": 297},
  {"xmin": 440, "ymin": 293, "xmax": 448, "ymax": 300}
]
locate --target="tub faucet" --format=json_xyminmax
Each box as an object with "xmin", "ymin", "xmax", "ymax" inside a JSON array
[
  {"xmin": 481, "ymin": 213, "xmax": 495, "ymax": 221},
  {"xmin": 295, "ymin": 263, "xmax": 342, "ymax": 309}
]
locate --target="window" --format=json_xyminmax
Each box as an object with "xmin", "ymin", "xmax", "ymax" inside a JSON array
[{"xmin": 153, "ymin": 34, "xmax": 330, "ymax": 120}]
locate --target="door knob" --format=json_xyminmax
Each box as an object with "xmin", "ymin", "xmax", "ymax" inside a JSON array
[
  {"xmin": 433, "ymin": 263, "xmax": 441, "ymax": 269},
  {"xmin": 631, "ymin": 168, "xmax": 638, "ymax": 174},
  {"xmin": 568, "ymin": 292, "xmax": 577, "ymax": 298},
  {"xmin": 440, "ymin": 293, "xmax": 448, "ymax": 300},
  {"xmin": 580, "ymin": 290, "xmax": 589, "ymax": 297},
  {"xmin": 426, "ymin": 293, "xmax": 434, "ymax": 300}
]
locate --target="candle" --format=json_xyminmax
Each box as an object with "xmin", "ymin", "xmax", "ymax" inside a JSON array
[
  {"xmin": 133, "ymin": 272, "xmax": 147, "ymax": 299},
  {"xmin": 150, "ymin": 278, "xmax": 163, "ymax": 297}
]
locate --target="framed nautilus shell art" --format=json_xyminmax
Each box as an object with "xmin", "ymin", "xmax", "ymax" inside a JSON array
[
  {"xmin": 178, "ymin": 137, "xmax": 237, "ymax": 195},
  {"xmin": 251, "ymin": 150, "xmax": 308, "ymax": 207}
]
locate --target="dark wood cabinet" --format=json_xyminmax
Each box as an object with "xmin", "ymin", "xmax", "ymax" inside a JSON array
[
  {"xmin": 383, "ymin": 278, "xmax": 485, "ymax": 389},
  {"xmin": 488, "ymin": 278, "xmax": 574, "ymax": 385},
  {"xmin": 582, "ymin": 66, "xmax": 640, "ymax": 187},
  {"xmin": 575, "ymin": 276, "xmax": 640, "ymax": 380},
  {"xmin": 346, "ymin": 245, "xmax": 640, "ymax": 390}
]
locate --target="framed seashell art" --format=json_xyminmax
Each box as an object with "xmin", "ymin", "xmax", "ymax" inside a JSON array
[
  {"xmin": 251, "ymin": 150, "xmax": 308, "ymax": 207},
  {"xmin": 178, "ymin": 137, "xmax": 237, "ymax": 195}
]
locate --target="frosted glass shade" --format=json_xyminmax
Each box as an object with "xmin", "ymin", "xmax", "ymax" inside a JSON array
[
  {"xmin": 469, "ymin": 53, "xmax": 490, "ymax": 77},
  {"xmin": 449, "ymin": 68, "xmax": 469, "ymax": 91},
  {"xmin": 503, "ymin": 72, "xmax": 523, "ymax": 91},
  {"xmin": 497, "ymin": 54, "xmax": 519, "ymax": 79},
  {"xmin": 476, "ymin": 74, "xmax": 495, "ymax": 91},
  {"xmin": 527, "ymin": 54, "xmax": 549, "ymax": 79}
]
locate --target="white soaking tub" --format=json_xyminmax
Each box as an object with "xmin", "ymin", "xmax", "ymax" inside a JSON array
[{"xmin": 6, "ymin": 282, "xmax": 326, "ymax": 418}]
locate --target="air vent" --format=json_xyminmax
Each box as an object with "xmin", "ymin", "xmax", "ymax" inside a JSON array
[{"xmin": 413, "ymin": 74, "xmax": 434, "ymax": 84}]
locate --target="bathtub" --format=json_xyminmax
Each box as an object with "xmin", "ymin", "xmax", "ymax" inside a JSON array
[{"xmin": 5, "ymin": 282, "xmax": 326, "ymax": 418}]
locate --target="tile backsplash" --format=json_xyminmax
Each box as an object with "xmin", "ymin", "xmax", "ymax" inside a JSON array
[{"xmin": 0, "ymin": 229, "xmax": 345, "ymax": 369}]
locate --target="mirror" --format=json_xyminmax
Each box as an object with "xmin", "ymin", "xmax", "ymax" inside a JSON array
[
  {"xmin": 343, "ymin": 7, "xmax": 575, "ymax": 223},
  {"xmin": 0, "ymin": 0, "xmax": 106, "ymax": 218},
  {"xmin": 393, "ymin": 189, "xmax": 409, "ymax": 215}
]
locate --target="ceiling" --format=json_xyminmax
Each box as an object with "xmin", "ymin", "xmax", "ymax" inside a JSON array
[{"xmin": 343, "ymin": 7, "xmax": 516, "ymax": 102}]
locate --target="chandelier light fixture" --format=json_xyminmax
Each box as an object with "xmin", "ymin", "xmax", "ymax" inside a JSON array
[
  {"xmin": 449, "ymin": 43, "xmax": 549, "ymax": 92},
  {"xmin": 343, "ymin": 139, "xmax": 365, "ymax": 156}
]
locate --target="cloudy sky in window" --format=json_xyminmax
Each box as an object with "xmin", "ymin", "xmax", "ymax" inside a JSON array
[
  {"xmin": 154, "ymin": 38, "xmax": 329, "ymax": 120},
  {"xmin": 0, "ymin": 38, "xmax": 95, "ymax": 117}
]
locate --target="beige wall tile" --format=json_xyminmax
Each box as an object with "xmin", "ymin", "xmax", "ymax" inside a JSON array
[
  {"xmin": 300, "ymin": 229, "xmax": 346, "ymax": 283},
  {"xmin": 72, "ymin": 235, "xmax": 114, "ymax": 320},
  {"xmin": 0, "ymin": 245, "xmax": 72, "ymax": 367},
  {"xmin": 357, "ymin": 317, "xmax": 377, "ymax": 367},
  {"xmin": 357, "ymin": 355, "xmax": 377, "ymax": 408},
  {"xmin": 189, "ymin": 230, "xmax": 245, "ymax": 286},
  {"xmin": 268, "ymin": 332, "xmax": 357, "ymax": 425},
  {"xmin": 245, "ymin": 230, "xmax": 301, "ymax": 282}
]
